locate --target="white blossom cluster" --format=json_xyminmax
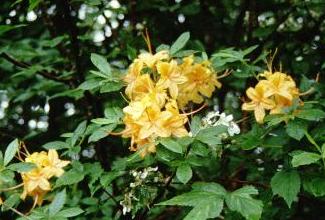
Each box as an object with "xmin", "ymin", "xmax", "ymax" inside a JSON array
[
  {"xmin": 202, "ymin": 111, "xmax": 240, "ymax": 136},
  {"xmin": 120, "ymin": 167, "xmax": 159, "ymax": 215}
]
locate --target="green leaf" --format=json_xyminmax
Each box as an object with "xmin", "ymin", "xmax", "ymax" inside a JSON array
[
  {"xmin": 7, "ymin": 162, "xmax": 36, "ymax": 172},
  {"xmin": 296, "ymin": 109, "xmax": 325, "ymax": 121},
  {"xmin": 100, "ymin": 171, "xmax": 125, "ymax": 187},
  {"xmin": 322, "ymin": 143, "xmax": 325, "ymax": 158},
  {"xmin": 158, "ymin": 182, "xmax": 225, "ymax": 220},
  {"xmin": 78, "ymin": 78, "xmax": 101, "ymax": 90},
  {"xmin": 42, "ymin": 35, "xmax": 67, "ymax": 48},
  {"xmin": 176, "ymin": 164, "xmax": 192, "ymax": 184},
  {"xmin": 304, "ymin": 131, "xmax": 320, "ymax": 149},
  {"xmin": 91, "ymin": 118, "xmax": 117, "ymax": 125},
  {"xmin": 0, "ymin": 151, "xmax": 3, "ymax": 167},
  {"xmin": 88, "ymin": 124, "xmax": 116, "ymax": 143},
  {"xmin": 156, "ymin": 44, "xmax": 170, "ymax": 52},
  {"xmin": 42, "ymin": 141, "xmax": 69, "ymax": 150},
  {"xmin": 4, "ymin": 139, "xmax": 19, "ymax": 166},
  {"xmin": 104, "ymin": 106, "xmax": 123, "ymax": 121},
  {"xmin": 90, "ymin": 70, "xmax": 111, "ymax": 79},
  {"xmin": 303, "ymin": 177, "xmax": 325, "ymax": 197},
  {"xmin": 156, "ymin": 145, "xmax": 178, "ymax": 162},
  {"xmin": 0, "ymin": 24, "xmax": 26, "ymax": 36},
  {"xmin": 90, "ymin": 53, "xmax": 112, "ymax": 76},
  {"xmin": 196, "ymin": 126, "xmax": 227, "ymax": 146},
  {"xmin": 159, "ymin": 137, "xmax": 183, "ymax": 154},
  {"xmin": 225, "ymin": 186, "xmax": 263, "ymax": 220},
  {"xmin": 291, "ymin": 151, "xmax": 321, "ymax": 167},
  {"xmin": 49, "ymin": 189, "xmax": 66, "ymax": 216},
  {"xmin": 190, "ymin": 116, "xmax": 201, "ymax": 136},
  {"xmin": 71, "ymin": 121, "xmax": 87, "ymax": 146},
  {"xmin": 158, "ymin": 191, "xmax": 217, "ymax": 206},
  {"xmin": 28, "ymin": 0, "xmax": 41, "ymax": 11},
  {"xmin": 56, "ymin": 170, "xmax": 85, "ymax": 187},
  {"xmin": 57, "ymin": 208, "xmax": 84, "ymax": 218},
  {"xmin": 183, "ymin": 198, "xmax": 223, "ymax": 220},
  {"xmin": 271, "ymin": 170, "xmax": 300, "ymax": 208},
  {"xmin": 1, "ymin": 193, "xmax": 20, "ymax": 211},
  {"xmin": 191, "ymin": 141, "xmax": 209, "ymax": 156},
  {"xmin": 100, "ymin": 81, "xmax": 123, "ymax": 93},
  {"xmin": 170, "ymin": 32, "xmax": 190, "ymax": 55},
  {"xmin": 192, "ymin": 182, "xmax": 227, "ymax": 196},
  {"xmin": 286, "ymin": 120, "xmax": 307, "ymax": 141}
]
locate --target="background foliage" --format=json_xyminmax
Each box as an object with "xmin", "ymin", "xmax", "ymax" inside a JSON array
[{"xmin": 0, "ymin": 0, "xmax": 325, "ymax": 219}]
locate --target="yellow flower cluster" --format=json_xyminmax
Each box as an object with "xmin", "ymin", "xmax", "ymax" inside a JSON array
[
  {"xmin": 242, "ymin": 70, "xmax": 301, "ymax": 123},
  {"xmin": 20, "ymin": 149, "xmax": 70, "ymax": 205},
  {"xmin": 121, "ymin": 50, "xmax": 222, "ymax": 156}
]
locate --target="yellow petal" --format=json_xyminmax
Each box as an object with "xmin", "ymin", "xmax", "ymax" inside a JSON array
[
  {"xmin": 246, "ymin": 87, "xmax": 258, "ymax": 101},
  {"xmin": 157, "ymin": 62, "xmax": 170, "ymax": 77},
  {"xmin": 254, "ymin": 106, "xmax": 266, "ymax": 123},
  {"xmin": 242, "ymin": 102, "xmax": 256, "ymax": 111},
  {"xmin": 169, "ymin": 83, "xmax": 179, "ymax": 99}
]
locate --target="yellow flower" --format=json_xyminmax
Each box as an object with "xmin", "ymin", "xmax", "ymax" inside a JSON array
[
  {"xmin": 177, "ymin": 56, "xmax": 221, "ymax": 108},
  {"xmin": 25, "ymin": 151, "xmax": 49, "ymax": 168},
  {"xmin": 20, "ymin": 170, "xmax": 51, "ymax": 206},
  {"xmin": 160, "ymin": 100, "xmax": 188, "ymax": 137},
  {"xmin": 259, "ymin": 72, "xmax": 297, "ymax": 100},
  {"xmin": 156, "ymin": 60, "xmax": 187, "ymax": 99},
  {"xmin": 242, "ymin": 84, "xmax": 275, "ymax": 123},
  {"xmin": 133, "ymin": 138, "xmax": 156, "ymax": 158},
  {"xmin": 42, "ymin": 149, "xmax": 70, "ymax": 178},
  {"xmin": 125, "ymin": 74, "xmax": 167, "ymax": 107},
  {"xmin": 124, "ymin": 61, "xmax": 144, "ymax": 99},
  {"xmin": 137, "ymin": 50, "xmax": 169, "ymax": 69},
  {"xmin": 122, "ymin": 98, "xmax": 188, "ymax": 156},
  {"xmin": 20, "ymin": 149, "xmax": 70, "ymax": 206},
  {"xmin": 270, "ymin": 95, "xmax": 295, "ymax": 115},
  {"xmin": 137, "ymin": 103, "xmax": 170, "ymax": 139},
  {"xmin": 0, "ymin": 196, "xmax": 3, "ymax": 205}
]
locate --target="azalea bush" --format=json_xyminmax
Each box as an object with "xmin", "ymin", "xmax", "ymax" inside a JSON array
[{"xmin": 1, "ymin": 0, "xmax": 325, "ymax": 220}]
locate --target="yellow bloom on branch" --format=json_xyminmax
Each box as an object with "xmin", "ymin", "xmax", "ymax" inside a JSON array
[
  {"xmin": 177, "ymin": 56, "xmax": 221, "ymax": 108},
  {"xmin": 137, "ymin": 50, "xmax": 169, "ymax": 69},
  {"xmin": 242, "ymin": 69, "xmax": 301, "ymax": 123},
  {"xmin": 43, "ymin": 149, "xmax": 70, "ymax": 178},
  {"xmin": 259, "ymin": 72, "xmax": 298, "ymax": 100},
  {"xmin": 124, "ymin": 61, "xmax": 143, "ymax": 99},
  {"xmin": 116, "ymin": 48, "xmax": 226, "ymax": 156},
  {"xmin": 20, "ymin": 149, "xmax": 70, "ymax": 206},
  {"xmin": 242, "ymin": 84, "xmax": 275, "ymax": 123},
  {"xmin": 156, "ymin": 60, "xmax": 187, "ymax": 99}
]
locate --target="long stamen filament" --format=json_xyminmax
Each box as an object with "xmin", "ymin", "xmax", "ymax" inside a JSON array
[
  {"xmin": 181, "ymin": 103, "xmax": 207, "ymax": 116},
  {"xmin": 0, "ymin": 183, "xmax": 24, "ymax": 192},
  {"xmin": 217, "ymin": 69, "xmax": 232, "ymax": 79},
  {"xmin": 120, "ymin": 92, "xmax": 130, "ymax": 103},
  {"xmin": 110, "ymin": 130, "xmax": 126, "ymax": 136},
  {"xmin": 299, "ymin": 87, "xmax": 314, "ymax": 96},
  {"xmin": 1, "ymin": 203, "xmax": 32, "ymax": 220},
  {"xmin": 26, "ymin": 194, "xmax": 38, "ymax": 215}
]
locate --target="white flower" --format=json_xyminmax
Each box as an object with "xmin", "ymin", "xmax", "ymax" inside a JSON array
[
  {"xmin": 140, "ymin": 170, "xmax": 148, "ymax": 179},
  {"xmin": 120, "ymin": 192, "xmax": 134, "ymax": 215},
  {"xmin": 228, "ymin": 122, "xmax": 240, "ymax": 136},
  {"xmin": 147, "ymin": 166, "xmax": 158, "ymax": 172},
  {"xmin": 201, "ymin": 111, "xmax": 240, "ymax": 136},
  {"xmin": 215, "ymin": 113, "xmax": 233, "ymax": 126}
]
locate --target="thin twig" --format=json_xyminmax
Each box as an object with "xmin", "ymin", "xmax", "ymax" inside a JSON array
[
  {"xmin": 1, "ymin": 202, "xmax": 32, "ymax": 220},
  {"xmin": 103, "ymin": 189, "xmax": 121, "ymax": 208},
  {"xmin": 0, "ymin": 52, "xmax": 72, "ymax": 84}
]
